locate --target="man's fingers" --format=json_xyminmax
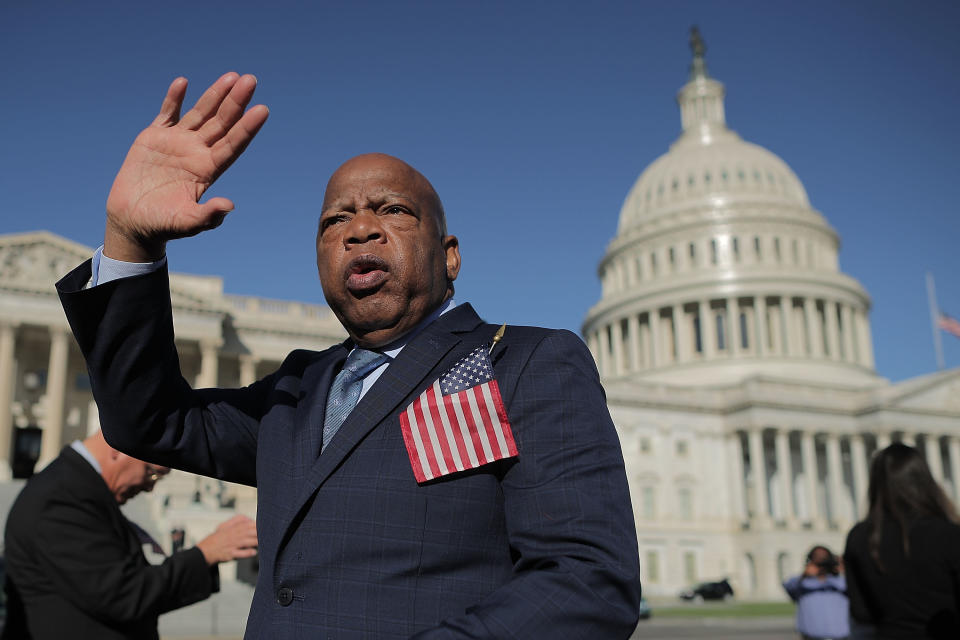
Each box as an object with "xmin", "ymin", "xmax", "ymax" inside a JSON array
[
  {"xmin": 210, "ymin": 104, "xmax": 270, "ymax": 171},
  {"xmin": 151, "ymin": 77, "xmax": 188, "ymax": 127},
  {"xmin": 194, "ymin": 198, "xmax": 235, "ymax": 230},
  {"xmin": 178, "ymin": 72, "xmax": 241, "ymax": 131},
  {"xmin": 197, "ymin": 74, "xmax": 259, "ymax": 145}
]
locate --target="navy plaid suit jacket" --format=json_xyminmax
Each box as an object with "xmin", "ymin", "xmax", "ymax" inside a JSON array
[{"xmin": 58, "ymin": 262, "xmax": 641, "ymax": 639}]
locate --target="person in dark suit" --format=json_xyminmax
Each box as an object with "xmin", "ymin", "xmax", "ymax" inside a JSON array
[
  {"xmin": 2, "ymin": 431, "xmax": 258, "ymax": 640},
  {"xmin": 55, "ymin": 72, "xmax": 642, "ymax": 638}
]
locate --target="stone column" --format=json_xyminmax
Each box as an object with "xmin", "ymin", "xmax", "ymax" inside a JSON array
[
  {"xmin": 875, "ymin": 432, "xmax": 891, "ymax": 450},
  {"xmin": 586, "ymin": 332, "xmax": 600, "ymax": 368},
  {"xmin": 782, "ymin": 298, "xmax": 798, "ymax": 357},
  {"xmin": 855, "ymin": 310, "xmax": 875, "ymax": 369},
  {"xmin": 850, "ymin": 434, "xmax": 869, "ymax": 520},
  {"xmin": 38, "ymin": 327, "xmax": 70, "ymax": 468},
  {"xmin": 598, "ymin": 326, "xmax": 611, "ymax": 378},
  {"xmin": 948, "ymin": 438, "xmax": 960, "ymax": 504},
  {"xmin": 700, "ymin": 300, "xmax": 716, "ymax": 358},
  {"xmin": 898, "ymin": 431, "xmax": 915, "ymax": 448},
  {"xmin": 196, "ymin": 340, "xmax": 221, "ymax": 388},
  {"xmin": 0, "ymin": 322, "xmax": 17, "ymax": 479},
  {"xmin": 650, "ymin": 309, "xmax": 663, "ymax": 367},
  {"xmin": 774, "ymin": 429, "xmax": 795, "ymax": 523},
  {"xmin": 800, "ymin": 431, "xmax": 821, "ymax": 526},
  {"xmin": 727, "ymin": 297, "xmax": 741, "ymax": 356},
  {"xmin": 925, "ymin": 435, "xmax": 944, "ymax": 482},
  {"xmin": 765, "ymin": 299, "xmax": 779, "ymax": 356},
  {"xmin": 748, "ymin": 428, "xmax": 770, "ymax": 523},
  {"xmin": 673, "ymin": 304, "xmax": 687, "ymax": 363},
  {"xmin": 611, "ymin": 320, "xmax": 625, "ymax": 376},
  {"xmin": 639, "ymin": 319, "xmax": 651, "ymax": 369},
  {"xmin": 628, "ymin": 314, "xmax": 641, "ymax": 372},
  {"xmin": 755, "ymin": 296, "xmax": 769, "ymax": 357},
  {"xmin": 727, "ymin": 432, "xmax": 747, "ymax": 524},
  {"xmin": 824, "ymin": 301, "xmax": 841, "ymax": 361},
  {"xmin": 825, "ymin": 433, "xmax": 847, "ymax": 524},
  {"xmin": 841, "ymin": 304, "xmax": 856, "ymax": 363},
  {"xmin": 804, "ymin": 297, "xmax": 823, "ymax": 358},
  {"xmin": 239, "ymin": 355, "xmax": 258, "ymax": 387}
]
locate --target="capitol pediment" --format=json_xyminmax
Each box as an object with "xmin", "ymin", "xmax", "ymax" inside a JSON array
[
  {"xmin": 0, "ymin": 231, "xmax": 223, "ymax": 316},
  {"xmin": 882, "ymin": 369, "xmax": 960, "ymax": 414},
  {"xmin": 0, "ymin": 231, "xmax": 93, "ymax": 292}
]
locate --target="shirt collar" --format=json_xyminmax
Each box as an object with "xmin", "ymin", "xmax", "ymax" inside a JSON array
[{"xmin": 70, "ymin": 440, "xmax": 102, "ymax": 474}]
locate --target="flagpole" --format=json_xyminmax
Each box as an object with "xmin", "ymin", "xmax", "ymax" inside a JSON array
[{"xmin": 927, "ymin": 271, "xmax": 945, "ymax": 370}]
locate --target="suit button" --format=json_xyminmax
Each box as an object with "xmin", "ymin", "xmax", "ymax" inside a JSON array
[{"xmin": 276, "ymin": 586, "xmax": 294, "ymax": 606}]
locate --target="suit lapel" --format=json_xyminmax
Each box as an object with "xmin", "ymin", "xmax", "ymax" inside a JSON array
[{"xmin": 283, "ymin": 305, "xmax": 485, "ymax": 536}]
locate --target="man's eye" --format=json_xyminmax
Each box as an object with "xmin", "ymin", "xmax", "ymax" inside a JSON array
[
  {"xmin": 384, "ymin": 205, "xmax": 408, "ymax": 215},
  {"xmin": 321, "ymin": 214, "xmax": 348, "ymax": 232}
]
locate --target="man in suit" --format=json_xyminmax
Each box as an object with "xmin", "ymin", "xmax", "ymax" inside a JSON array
[
  {"xmin": 2, "ymin": 431, "xmax": 258, "ymax": 640},
  {"xmin": 56, "ymin": 72, "xmax": 641, "ymax": 638}
]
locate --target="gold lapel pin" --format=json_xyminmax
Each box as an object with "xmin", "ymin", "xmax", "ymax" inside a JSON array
[{"xmin": 489, "ymin": 323, "xmax": 507, "ymax": 355}]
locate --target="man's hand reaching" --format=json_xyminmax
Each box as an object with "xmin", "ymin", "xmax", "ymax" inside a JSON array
[
  {"xmin": 196, "ymin": 514, "xmax": 258, "ymax": 566},
  {"xmin": 104, "ymin": 72, "xmax": 269, "ymax": 262}
]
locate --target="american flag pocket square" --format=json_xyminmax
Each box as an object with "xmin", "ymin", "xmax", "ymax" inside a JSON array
[{"xmin": 400, "ymin": 345, "xmax": 518, "ymax": 482}]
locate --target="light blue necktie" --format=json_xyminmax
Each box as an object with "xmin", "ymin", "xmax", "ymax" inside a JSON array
[{"xmin": 322, "ymin": 348, "xmax": 388, "ymax": 451}]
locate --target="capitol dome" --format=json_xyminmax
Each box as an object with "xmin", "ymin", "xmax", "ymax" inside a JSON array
[
  {"xmin": 619, "ymin": 137, "xmax": 810, "ymax": 233},
  {"xmin": 583, "ymin": 30, "xmax": 879, "ymax": 387}
]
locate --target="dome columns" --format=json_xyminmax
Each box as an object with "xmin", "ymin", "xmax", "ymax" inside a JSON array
[{"xmin": 585, "ymin": 293, "xmax": 874, "ymax": 380}]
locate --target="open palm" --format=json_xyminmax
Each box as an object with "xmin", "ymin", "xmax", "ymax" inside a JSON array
[{"xmin": 105, "ymin": 73, "xmax": 269, "ymax": 261}]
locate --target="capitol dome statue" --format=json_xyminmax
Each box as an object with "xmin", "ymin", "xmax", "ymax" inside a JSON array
[{"xmin": 583, "ymin": 27, "xmax": 878, "ymax": 387}]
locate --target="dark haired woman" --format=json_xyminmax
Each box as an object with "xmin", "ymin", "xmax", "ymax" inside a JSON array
[{"xmin": 843, "ymin": 442, "xmax": 960, "ymax": 639}]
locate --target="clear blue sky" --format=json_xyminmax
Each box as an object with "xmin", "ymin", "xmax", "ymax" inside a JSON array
[{"xmin": 2, "ymin": 0, "xmax": 958, "ymax": 382}]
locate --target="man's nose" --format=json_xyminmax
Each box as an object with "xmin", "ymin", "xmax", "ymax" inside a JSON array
[{"xmin": 345, "ymin": 210, "xmax": 384, "ymax": 245}]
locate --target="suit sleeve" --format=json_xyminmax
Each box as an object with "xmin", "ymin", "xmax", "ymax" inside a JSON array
[
  {"xmin": 33, "ymin": 494, "xmax": 216, "ymax": 624},
  {"xmin": 57, "ymin": 261, "xmax": 263, "ymax": 484},
  {"xmin": 411, "ymin": 330, "xmax": 642, "ymax": 639}
]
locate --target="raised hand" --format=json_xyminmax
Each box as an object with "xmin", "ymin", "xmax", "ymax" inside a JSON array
[
  {"xmin": 104, "ymin": 72, "xmax": 269, "ymax": 262},
  {"xmin": 195, "ymin": 514, "xmax": 258, "ymax": 566}
]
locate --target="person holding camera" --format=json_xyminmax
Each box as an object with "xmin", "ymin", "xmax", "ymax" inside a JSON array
[{"xmin": 783, "ymin": 545, "xmax": 850, "ymax": 640}]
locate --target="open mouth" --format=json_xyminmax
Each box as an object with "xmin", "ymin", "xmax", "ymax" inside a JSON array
[{"xmin": 345, "ymin": 254, "xmax": 389, "ymax": 293}]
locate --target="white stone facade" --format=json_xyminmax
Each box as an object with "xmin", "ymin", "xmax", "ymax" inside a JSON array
[{"xmin": 582, "ymin": 40, "xmax": 960, "ymax": 598}]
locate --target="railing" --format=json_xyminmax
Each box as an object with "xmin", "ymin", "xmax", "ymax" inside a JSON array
[{"xmin": 224, "ymin": 294, "xmax": 333, "ymax": 320}]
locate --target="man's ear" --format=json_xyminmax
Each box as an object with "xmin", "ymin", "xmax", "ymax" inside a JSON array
[{"xmin": 444, "ymin": 235, "xmax": 460, "ymax": 282}]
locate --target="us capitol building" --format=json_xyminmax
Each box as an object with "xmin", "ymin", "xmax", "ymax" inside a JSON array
[{"xmin": 1, "ymin": 33, "xmax": 959, "ymax": 598}]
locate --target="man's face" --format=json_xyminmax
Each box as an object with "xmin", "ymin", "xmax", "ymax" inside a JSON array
[
  {"xmin": 316, "ymin": 154, "xmax": 460, "ymax": 348},
  {"xmin": 111, "ymin": 456, "xmax": 169, "ymax": 505}
]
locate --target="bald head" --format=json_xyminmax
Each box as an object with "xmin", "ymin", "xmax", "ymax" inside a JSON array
[
  {"xmin": 322, "ymin": 153, "xmax": 446, "ymax": 236},
  {"xmin": 83, "ymin": 431, "xmax": 169, "ymax": 504},
  {"xmin": 315, "ymin": 152, "xmax": 461, "ymax": 347}
]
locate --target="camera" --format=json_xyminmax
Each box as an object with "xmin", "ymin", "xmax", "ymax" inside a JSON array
[{"xmin": 806, "ymin": 546, "xmax": 840, "ymax": 576}]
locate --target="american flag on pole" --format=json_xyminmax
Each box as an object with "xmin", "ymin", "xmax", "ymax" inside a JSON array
[
  {"xmin": 939, "ymin": 312, "xmax": 960, "ymax": 339},
  {"xmin": 399, "ymin": 345, "xmax": 517, "ymax": 483}
]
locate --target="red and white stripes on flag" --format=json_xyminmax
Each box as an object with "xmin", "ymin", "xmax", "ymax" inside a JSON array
[
  {"xmin": 939, "ymin": 312, "xmax": 960, "ymax": 339},
  {"xmin": 399, "ymin": 345, "xmax": 518, "ymax": 483}
]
